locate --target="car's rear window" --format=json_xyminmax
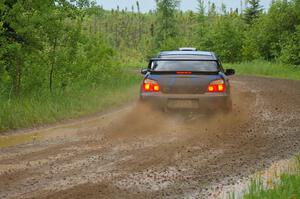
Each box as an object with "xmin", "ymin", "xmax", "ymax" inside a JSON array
[{"xmin": 150, "ymin": 60, "xmax": 219, "ymax": 72}]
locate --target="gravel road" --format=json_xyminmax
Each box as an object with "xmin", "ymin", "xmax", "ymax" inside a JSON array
[{"xmin": 0, "ymin": 76, "xmax": 299, "ymax": 199}]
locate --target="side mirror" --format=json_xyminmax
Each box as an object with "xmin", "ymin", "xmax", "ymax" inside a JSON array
[
  {"xmin": 141, "ymin": 69, "xmax": 149, "ymax": 75},
  {"xmin": 225, "ymin": 69, "xmax": 235, "ymax": 76}
]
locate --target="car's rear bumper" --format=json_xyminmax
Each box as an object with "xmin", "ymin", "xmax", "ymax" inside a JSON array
[{"xmin": 140, "ymin": 92, "xmax": 231, "ymax": 111}]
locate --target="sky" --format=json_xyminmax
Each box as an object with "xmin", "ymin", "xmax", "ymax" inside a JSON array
[{"xmin": 96, "ymin": 0, "xmax": 272, "ymax": 12}]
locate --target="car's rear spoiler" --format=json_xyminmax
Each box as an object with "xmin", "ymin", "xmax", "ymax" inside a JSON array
[
  {"xmin": 148, "ymin": 71, "xmax": 220, "ymax": 75},
  {"xmin": 149, "ymin": 58, "xmax": 218, "ymax": 61}
]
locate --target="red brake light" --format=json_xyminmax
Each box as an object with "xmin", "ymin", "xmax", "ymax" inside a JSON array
[
  {"xmin": 143, "ymin": 79, "xmax": 160, "ymax": 92},
  {"xmin": 144, "ymin": 83, "xmax": 151, "ymax": 91},
  {"xmin": 218, "ymin": 84, "xmax": 224, "ymax": 92},
  {"xmin": 153, "ymin": 85, "xmax": 160, "ymax": 92},
  {"xmin": 176, "ymin": 71, "xmax": 192, "ymax": 75},
  {"xmin": 207, "ymin": 79, "xmax": 226, "ymax": 92}
]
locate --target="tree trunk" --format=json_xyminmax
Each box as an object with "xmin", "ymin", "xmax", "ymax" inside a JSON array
[{"xmin": 49, "ymin": 37, "xmax": 57, "ymax": 93}]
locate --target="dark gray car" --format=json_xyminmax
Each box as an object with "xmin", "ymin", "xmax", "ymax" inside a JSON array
[{"xmin": 140, "ymin": 49, "xmax": 235, "ymax": 112}]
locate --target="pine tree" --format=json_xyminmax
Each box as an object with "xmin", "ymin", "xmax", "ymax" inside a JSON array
[
  {"xmin": 154, "ymin": 0, "xmax": 180, "ymax": 49},
  {"xmin": 197, "ymin": 0, "xmax": 205, "ymax": 22},
  {"xmin": 244, "ymin": 0, "xmax": 263, "ymax": 24},
  {"xmin": 197, "ymin": 0, "xmax": 206, "ymax": 48}
]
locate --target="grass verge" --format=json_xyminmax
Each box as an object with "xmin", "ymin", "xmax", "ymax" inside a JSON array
[
  {"xmin": 243, "ymin": 156, "xmax": 300, "ymax": 199},
  {"xmin": 0, "ymin": 73, "xmax": 141, "ymax": 133},
  {"xmin": 226, "ymin": 60, "xmax": 300, "ymax": 80}
]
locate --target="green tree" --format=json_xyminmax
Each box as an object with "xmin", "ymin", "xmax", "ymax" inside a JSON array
[
  {"xmin": 279, "ymin": 25, "xmax": 300, "ymax": 64},
  {"xmin": 0, "ymin": 0, "xmax": 44, "ymax": 97},
  {"xmin": 201, "ymin": 14, "xmax": 244, "ymax": 62},
  {"xmin": 154, "ymin": 0, "xmax": 180, "ymax": 49},
  {"xmin": 244, "ymin": 0, "xmax": 263, "ymax": 24},
  {"xmin": 196, "ymin": 0, "xmax": 206, "ymax": 48},
  {"xmin": 242, "ymin": 0, "xmax": 300, "ymax": 63}
]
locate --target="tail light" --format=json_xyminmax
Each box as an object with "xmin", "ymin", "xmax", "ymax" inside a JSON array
[
  {"xmin": 207, "ymin": 79, "xmax": 226, "ymax": 93},
  {"xmin": 176, "ymin": 71, "xmax": 192, "ymax": 75},
  {"xmin": 143, "ymin": 79, "xmax": 160, "ymax": 92}
]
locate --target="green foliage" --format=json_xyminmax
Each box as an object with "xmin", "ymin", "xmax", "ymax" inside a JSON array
[
  {"xmin": 201, "ymin": 14, "xmax": 245, "ymax": 62},
  {"xmin": 0, "ymin": 0, "xmax": 119, "ymax": 97},
  {"xmin": 279, "ymin": 25, "xmax": 300, "ymax": 64},
  {"xmin": 79, "ymin": 0, "xmax": 300, "ymax": 66},
  {"xmin": 244, "ymin": 0, "xmax": 263, "ymax": 24},
  {"xmin": 154, "ymin": 0, "xmax": 180, "ymax": 49},
  {"xmin": 242, "ymin": 0, "xmax": 299, "ymax": 63},
  {"xmin": 243, "ymin": 156, "xmax": 300, "ymax": 199},
  {"xmin": 227, "ymin": 60, "xmax": 300, "ymax": 80},
  {"xmin": 0, "ymin": 0, "xmax": 137, "ymax": 132}
]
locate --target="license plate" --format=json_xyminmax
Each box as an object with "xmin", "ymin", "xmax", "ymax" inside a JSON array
[{"xmin": 167, "ymin": 99, "xmax": 199, "ymax": 109}]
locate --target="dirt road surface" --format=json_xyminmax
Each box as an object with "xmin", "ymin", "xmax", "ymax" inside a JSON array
[{"xmin": 0, "ymin": 76, "xmax": 299, "ymax": 199}]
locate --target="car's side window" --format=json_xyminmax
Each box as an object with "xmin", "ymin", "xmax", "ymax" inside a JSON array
[
  {"xmin": 149, "ymin": 61, "xmax": 158, "ymax": 70},
  {"xmin": 148, "ymin": 61, "xmax": 153, "ymax": 70}
]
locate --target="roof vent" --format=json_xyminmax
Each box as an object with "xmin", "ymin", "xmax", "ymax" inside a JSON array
[{"xmin": 178, "ymin": 47, "xmax": 197, "ymax": 51}]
